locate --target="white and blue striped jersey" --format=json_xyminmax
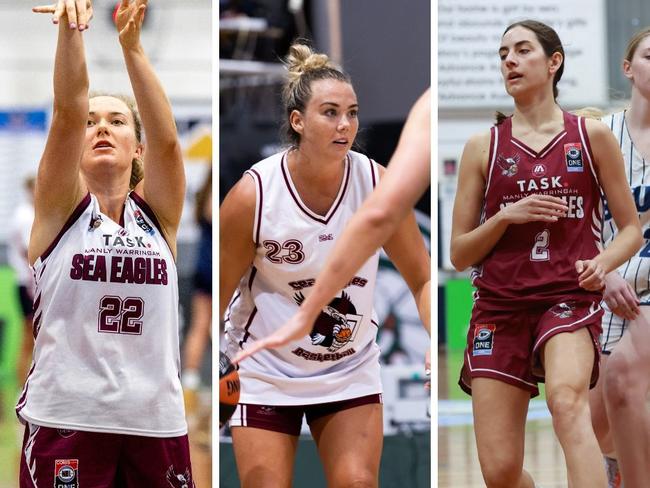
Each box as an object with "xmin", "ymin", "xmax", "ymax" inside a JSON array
[{"xmin": 601, "ymin": 110, "xmax": 650, "ymax": 352}]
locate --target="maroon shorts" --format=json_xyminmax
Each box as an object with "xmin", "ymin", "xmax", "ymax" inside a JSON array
[
  {"xmin": 19, "ymin": 423, "xmax": 193, "ymax": 488},
  {"xmin": 459, "ymin": 299, "xmax": 603, "ymax": 397},
  {"xmin": 229, "ymin": 393, "xmax": 383, "ymax": 436}
]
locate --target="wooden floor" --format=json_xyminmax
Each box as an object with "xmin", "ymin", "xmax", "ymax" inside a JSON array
[
  {"xmin": 439, "ymin": 419, "xmax": 567, "ymax": 487},
  {"xmin": 438, "ymin": 347, "xmax": 568, "ymax": 488}
]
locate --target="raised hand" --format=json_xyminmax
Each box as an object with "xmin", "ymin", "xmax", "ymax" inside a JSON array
[
  {"xmin": 115, "ymin": 0, "xmax": 147, "ymax": 48},
  {"xmin": 33, "ymin": 0, "xmax": 93, "ymax": 31}
]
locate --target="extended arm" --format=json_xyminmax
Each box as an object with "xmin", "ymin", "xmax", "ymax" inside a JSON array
[
  {"xmin": 219, "ymin": 175, "xmax": 257, "ymax": 320},
  {"xmin": 29, "ymin": 4, "xmax": 91, "ymax": 263},
  {"xmin": 118, "ymin": 0, "xmax": 185, "ymax": 249}
]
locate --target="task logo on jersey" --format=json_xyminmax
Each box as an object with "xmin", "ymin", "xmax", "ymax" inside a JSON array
[
  {"xmin": 496, "ymin": 154, "xmax": 520, "ymax": 177},
  {"xmin": 165, "ymin": 465, "xmax": 192, "ymax": 488},
  {"xmin": 532, "ymin": 163, "xmax": 546, "ymax": 178},
  {"xmin": 565, "ymin": 143, "xmax": 583, "ymax": 172},
  {"xmin": 295, "ymin": 291, "xmax": 362, "ymax": 353},
  {"xmin": 472, "ymin": 324, "xmax": 495, "ymax": 356},
  {"xmin": 54, "ymin": 459, "xmax": 78, "ymax": 488}
]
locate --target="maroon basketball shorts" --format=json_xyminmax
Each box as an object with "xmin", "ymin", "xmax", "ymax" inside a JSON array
[
  {"xmin": 230, "ymin": 393, "xmax": 383, "ymax": 436},
  {"xmin": 459, "ymin": 299, "xmax": 603, "ymax": 397},
  {"xmin": 19, "ymin": 423, "xmax": 193, "ymax": 488}
]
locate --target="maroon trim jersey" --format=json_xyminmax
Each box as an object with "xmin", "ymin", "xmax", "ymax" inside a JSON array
[{"xmin": 471, "ymin": 112, "xmax": 604, "ymax": 310}]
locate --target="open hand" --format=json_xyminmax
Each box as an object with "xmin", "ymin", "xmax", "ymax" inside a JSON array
[
  {"xmin": 33, "ymin": 0, "xmax": 93, "ymax": 31},
  {"xmin": 115, "ymin": 0, "xmax": 147, "ymax": 48}
]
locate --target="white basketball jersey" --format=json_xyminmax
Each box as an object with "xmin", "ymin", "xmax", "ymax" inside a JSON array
[
  {"xmin": 601, "ymin": 111, "xmax": 650, "ymax": 350},
  {"xmin": 224, "ymin": 150, "xmax": 383, "ymax": 405},
  {"xmin": 16, "ymin": 192, "xmax": 187, "ymax": 437}
]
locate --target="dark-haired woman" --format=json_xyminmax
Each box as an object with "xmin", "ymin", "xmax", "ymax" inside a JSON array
[
  {"xmin": 451, "ymin": 20, "xmax": 641, "ymax": 487},
  {"xmin": 220, "ymin": 44, "xmax": 430, "ymax": 487}
]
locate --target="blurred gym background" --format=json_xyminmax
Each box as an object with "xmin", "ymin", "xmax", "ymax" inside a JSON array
[
  {"xmin": 0, "ymin": 1, "xmax": 211, "ymax": 485},
  {"xmin": 218, "ymin": 0, "xmax": 431, "ymax": 486}
]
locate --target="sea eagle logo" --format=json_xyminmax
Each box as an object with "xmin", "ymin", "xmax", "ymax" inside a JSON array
[
  {"xmin": 294, "ymin": 291, "xmax": 363, "ymax": 352},
  {"xmin": 166, "ymin": 465, "xmax": 193, "ymax": 488},
  {"xmin": 496, "ymin": 154, "xmax": 520, "ymax": 177}
]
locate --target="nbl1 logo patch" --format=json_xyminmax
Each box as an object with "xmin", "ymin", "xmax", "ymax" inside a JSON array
[
  {"xmin": 472, "ymin": 324, "xmax": 495, "ymax": 356},
  {"xmin": 564, "ymin": 143, "xmax": 584, "ymax": 172},
  {"xmin": 54, "ymin": 459, "xmax": 78, "ymax": 487}
]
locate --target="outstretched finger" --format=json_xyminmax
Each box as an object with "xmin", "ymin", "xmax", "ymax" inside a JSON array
[
  {"xmin": 52, "ymin": 0, "xmax": 65, "ymax": 24},
  {"xmin": 32, "ymin": 5, "xmax": 56, "ymax": 14},
  {"xmin": 135, "ymin": 3, "xmax": 146, "ymax": 26},
  {"xmin": 75, "ymin": 0, "xmax": 87, "ymax": 29},
  {"xmin": 65, "ymin": 0, "xmax": 78, "ymax": 28},
  {"xmin": 232, "ymin": 340, "xmax": 268, "ymax": 365}
]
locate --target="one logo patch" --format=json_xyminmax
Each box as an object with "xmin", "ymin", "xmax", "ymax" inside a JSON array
[
  {"xmin": 54, "ymin": 459, "xmax": 79, "ymax": 488},
  {"xmin": 565, "ymin": 143, "xmax": 583, "ymax": 172},
  {"xmin": 472, "ymin": 324, "xmax": 495, "ymax": 356},
  {"xmin": 496, "ymin": 154, "xmax": 520, "ymax": 177},
  {"xmin": 165, "ymin": 465, "xmax": 192, "ymax": 488},
  {"xmin": 532, "ymin": 163, "xmax": 546, "ymax": 178},
  {"xmin": 133, "ymin": 209, "xmax": 155, "ymax": 236}
]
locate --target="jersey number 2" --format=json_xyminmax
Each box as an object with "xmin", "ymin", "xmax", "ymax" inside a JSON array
[
  {"xmin": 98, "ymin": 296, "xmax": 144, "ymax": 335},
  {"xmin": 531, "ymin": 230, "xmax": 550, "ymax": 261}
]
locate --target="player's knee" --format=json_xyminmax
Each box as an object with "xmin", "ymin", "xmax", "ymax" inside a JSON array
[
  {"xmin": 480, "ymin": 460, "xmax": 524, "ymax": 488},
  {"xmin": 604, "ymin": 353, "xmax": 640, "ymax": 408},
  {"xmin": 546, "ymin": 384, "xmax": 587, "ymax": 427},
  {"xmin": 240, "ymin": 471, "xmax": 291, "ymax": 488},
  {"xmin": 330, "ymin": 466, "xmax": 378, "ymax": 488}
]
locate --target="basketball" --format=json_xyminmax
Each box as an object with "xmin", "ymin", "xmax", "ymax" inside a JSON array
[{"xmin": 219, "ymin": 352, "xmax": 240, "ymax": 427}]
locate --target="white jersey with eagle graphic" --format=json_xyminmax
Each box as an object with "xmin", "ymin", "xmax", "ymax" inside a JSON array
[{"xmin": 224, "ymin": 149, "xmax": 382, "ymax": 405}]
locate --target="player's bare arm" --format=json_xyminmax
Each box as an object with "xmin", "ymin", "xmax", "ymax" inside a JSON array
[
  {"xmin": 219, "ymin": 174, "xmax": 257, "ymax": 319},
  {"xmin": 578, "ymin": 119, "xmax": 642, "ymax": 290}
]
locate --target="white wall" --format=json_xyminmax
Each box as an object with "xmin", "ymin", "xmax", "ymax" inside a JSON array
[{"xmin": 0, "ymin": 0, "xmax": 211, "ymax": 106}]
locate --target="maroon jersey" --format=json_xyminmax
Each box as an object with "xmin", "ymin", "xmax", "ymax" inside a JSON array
[{"xmin": 472, "ymin": 112, "xmax": 603, "ymax": 310}]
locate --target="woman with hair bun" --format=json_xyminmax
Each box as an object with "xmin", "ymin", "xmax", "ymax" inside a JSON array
[
  {"xmin": 450, "ymin": 20, "xmax": 641, "ymax": 487},
  {"xmin": 220, "ymin": 42, "xmax": 430, "ymax": 486}
]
